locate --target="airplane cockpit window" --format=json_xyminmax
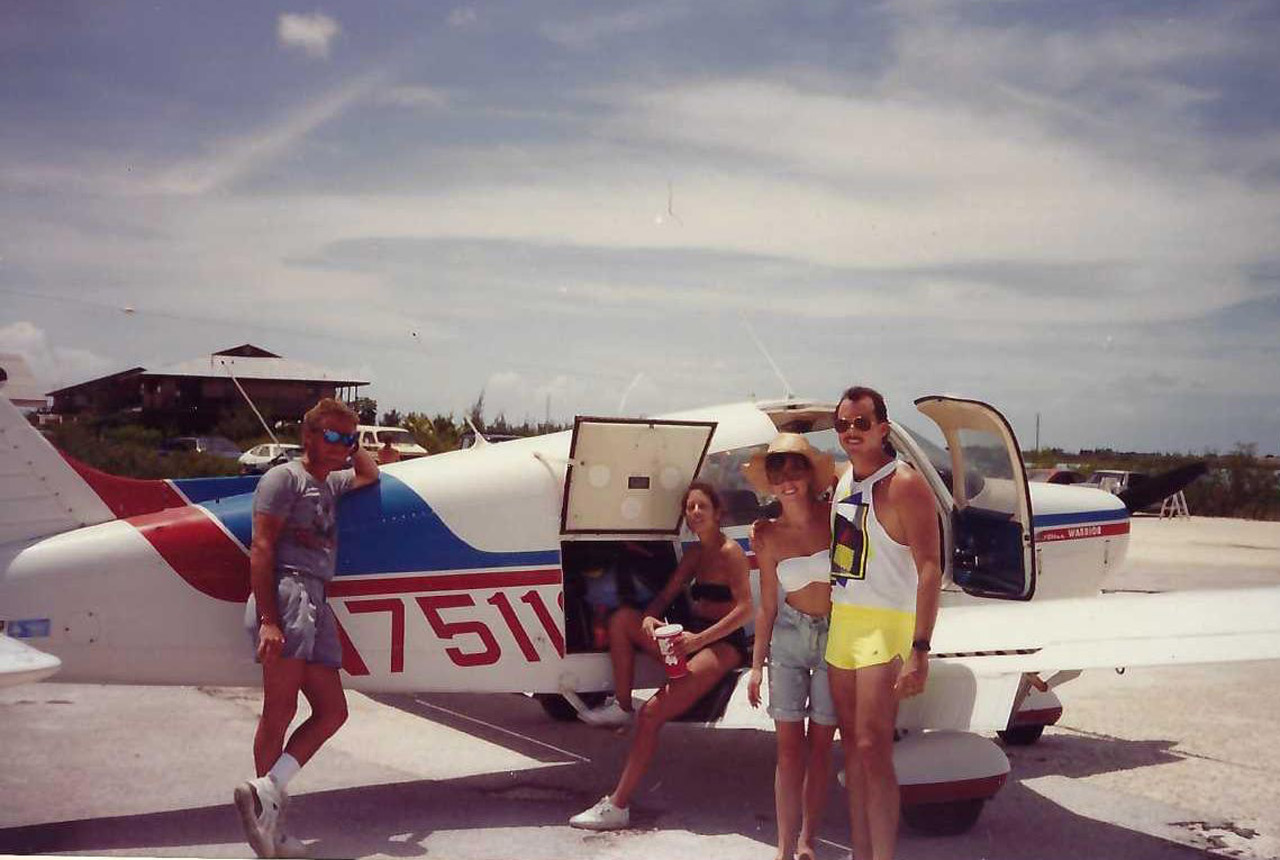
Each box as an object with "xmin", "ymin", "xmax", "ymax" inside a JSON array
[
  {"xmin": 699, "ymin": 444, "xmax": 768, "ymax": 527},
  {"xmin": 899, "ymin": 424, "xmax": 985, "ymax": 500},
  {"xmin": 956, "ymin": 428, "xmax": 1016, "ymax": 514}
]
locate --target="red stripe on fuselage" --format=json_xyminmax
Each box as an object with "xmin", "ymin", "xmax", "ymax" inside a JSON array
[
  {"xmin": 1035, "ymin": 521, "xmax": 1129, "ymax": 543},
  {"xmin": 129, "ymin": 506, "xmax": 250, "ymax": 602},
  {"xmin": 328, "ymin": 568, "xmax": 561, "ymax": 598},
  {"xmin": 60, "ymin": 451, "xmax": 186, "ymax": 518}
]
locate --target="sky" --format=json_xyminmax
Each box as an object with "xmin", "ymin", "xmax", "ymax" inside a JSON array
[{"xmin": 2, "ymin": 0, "xmax": 1278, "ymax": 455}]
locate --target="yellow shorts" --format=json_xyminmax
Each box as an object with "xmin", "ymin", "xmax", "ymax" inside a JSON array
[{"xmin": 825, "ymin": 603, "xmax": 915, "ymax": 670}]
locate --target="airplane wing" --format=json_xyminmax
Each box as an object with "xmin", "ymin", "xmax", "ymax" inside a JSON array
[
  {"xmin": 933, "ymin": 586, "xmax": 1280, "ymax": 674},
  {"xmin": 0, "ymin": 633, "xmax": 62, "ymax": 688},
  {"xmin": 898, "ymin": 586, "xmax": 1280, "ymax": 732}
]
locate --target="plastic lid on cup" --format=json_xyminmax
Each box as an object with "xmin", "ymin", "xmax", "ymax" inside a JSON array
[{"xmin": 654, "ymin": 623, "xmax": 684, "ymax": 637}]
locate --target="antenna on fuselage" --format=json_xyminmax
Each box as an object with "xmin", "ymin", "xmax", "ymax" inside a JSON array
[
  {"xmin": 220, "ymin": 359, "xmax": 280, "ymax": 445},
  {"xmin": 617, "ymin": 372, "xmax": 645, "ymax": 415},
  {"xmin": 464, "ymin": 415, "xmax": 490, "ymax": 448},
  {"xmin": 740, "ymin": 313, "xmax": 795, "ymax": 400}
]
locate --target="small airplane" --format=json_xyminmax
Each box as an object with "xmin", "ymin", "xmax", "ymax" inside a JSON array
[{"xmin": 2, "ymin": 392, "xmax": 1279, "ymax": 835}]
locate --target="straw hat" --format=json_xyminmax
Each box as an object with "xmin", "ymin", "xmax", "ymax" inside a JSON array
[{"xmin": 742, "ymin": 433, "xmax": 836, "ymax": 497}]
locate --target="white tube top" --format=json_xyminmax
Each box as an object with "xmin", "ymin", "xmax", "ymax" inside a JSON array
[{"xmin": 776, "ymin": 548, "xmax": 830, "ymax": 593}]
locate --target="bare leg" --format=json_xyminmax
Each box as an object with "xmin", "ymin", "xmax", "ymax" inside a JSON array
[
  {"xmin": 254, "ymin": 657, "xmax": 305, "ymax": 776},
  {"xmin": 607, "ymin": 607, "xmax": 661, "ymax": 711},
  {"xmin": 854, "ymin": 658, "xmax": 901, "ymax": 860},
  {"xmin": 828, "ymin": 664, "xmax": 869, "ymax": 860},
  {"xmin": 774, "ymin": 720, "xmax": 807, "ymax": 860},
  {"xmin": 282, "ymin": 664, "xmax": 349, "ymax": 767},
  {"xmin": 797, "ymin": 721, "xmax": 837, "ymax": 860},
  {"xmin": 611, "ymin": 643, "xmax": 741, "ymax": 809}
]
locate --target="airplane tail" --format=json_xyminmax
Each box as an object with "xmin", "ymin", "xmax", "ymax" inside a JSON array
[
  {"xmin": 1118, "ymin": 461, "xmax": 1208, "ymax": 514},
  {"xmin": 0, "ymin": 396, "xmax": 187, "ymax": 545}
]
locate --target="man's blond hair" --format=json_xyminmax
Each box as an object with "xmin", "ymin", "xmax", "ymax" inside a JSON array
[{"xmin": 303, "ymin": 397, "xmax": 357, "ymax": 431}]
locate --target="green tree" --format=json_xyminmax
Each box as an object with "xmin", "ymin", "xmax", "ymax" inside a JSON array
[{"xmin": 350, "ymin": 397, "xmax": 378, "ymax": 425}]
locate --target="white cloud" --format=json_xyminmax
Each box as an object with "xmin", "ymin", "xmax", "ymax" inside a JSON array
[
  {"xmin": 278, "ymin": 12, "xmax": 341, "ymax": 59},
  {"xmin": 540, "ymin": 4, "xmax": 690, "ymax": 50},
  {"xmin": 155, "ymin": 68, "xmax": 387, "ymax": 195},
  {"xmin": 377, "ymin": 85, "xmax": 451, "ymax": 109},
  {"xmin": 0, "ymin": 322, "xmax": 114, "ymax": 389},
  {"xmin": 448, "ymin": 7, "xmax": 478, "ymax": 29}
]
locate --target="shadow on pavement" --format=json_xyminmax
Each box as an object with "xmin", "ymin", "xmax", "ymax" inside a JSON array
[{"xmin": 0, "ymin": 692, "xmax": 1222, "ymax": 860}]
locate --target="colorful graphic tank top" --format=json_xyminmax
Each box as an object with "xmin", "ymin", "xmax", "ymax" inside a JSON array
[{"xmin": 830, "ymin": 459, "xmax": 918, "ymax": 613}]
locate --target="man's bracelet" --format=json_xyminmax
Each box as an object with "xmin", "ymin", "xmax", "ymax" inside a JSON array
[{"xmin": 911, "ymin": 638, "xmax": 931, "ymax": 652}]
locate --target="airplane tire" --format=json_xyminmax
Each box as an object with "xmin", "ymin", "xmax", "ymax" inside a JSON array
[
  {"xmin": 900, "ymin": 798, "xmax": 985, "ymax": 836},
  {"xmin": 535, "ymin": 692, "xmax": 606, "ymax": 722},
  {"xmin": 997, "ymin": 724, "xmax": 1046, "ymax": 746}
]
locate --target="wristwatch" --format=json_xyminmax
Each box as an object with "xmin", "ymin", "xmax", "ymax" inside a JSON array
[{"xmin": 911, "ymin": 638, "xmax": 931, "ymax": 653}]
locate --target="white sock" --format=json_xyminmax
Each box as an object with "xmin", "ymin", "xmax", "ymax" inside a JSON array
[{"xmin": 267, "ymin": 753, "xmax": 301, "ymax": 790}]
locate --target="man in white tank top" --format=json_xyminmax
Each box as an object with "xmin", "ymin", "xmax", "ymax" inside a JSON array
[{"xmin": 825, "ymin": 386, "xmax": 941, "ymax": 860}]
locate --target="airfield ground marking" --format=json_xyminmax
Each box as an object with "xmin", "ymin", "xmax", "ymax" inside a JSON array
[{"xmin": 411, "ymin": 696, "xmax": 592, "ymax": 763}]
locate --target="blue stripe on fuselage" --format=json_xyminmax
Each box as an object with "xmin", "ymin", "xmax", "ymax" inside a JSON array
[
  {"xmin": 190, "ymin": 472, "xmax": 558, "ymax": 575},
  {"xmin": 1032, "ymin": 507, "xmax": 1129, "ymax": 528},
  {"xmin": 172, "ymin": 475, "xmax": 262, "ymax": 504}
]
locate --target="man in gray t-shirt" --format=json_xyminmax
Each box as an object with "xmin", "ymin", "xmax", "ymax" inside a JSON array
[{"xmin": 233, "ymin": 398, "xmax": 379, "ymax": 858}]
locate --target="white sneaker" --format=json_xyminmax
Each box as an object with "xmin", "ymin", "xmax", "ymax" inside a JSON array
[
  {"xmin": 274, "ymin": 795, "xmax": 310, "ymax": 858},
  {"xmin": 233, "ymin": 775, "xmax": 285, "ymax": 858},
  {"xmin": 274, "ymin": 833, "xmax": 310, "ymax": 859},
  {"xmin": 569, "ymin": 795, "xmax": 630, "ymax": 830},
  {"xmin": 578, "ymin": 698, "xmax": 634, "ymax": 727}
]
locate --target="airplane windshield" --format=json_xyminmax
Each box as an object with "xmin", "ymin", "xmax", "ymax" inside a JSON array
[
  {"xmin": 697, "ymin": 421, "xmax": 983, "ymax": 528},
  {"xmin": 898, "ymin": 424, "xmax": 986, "ymax": 500}
]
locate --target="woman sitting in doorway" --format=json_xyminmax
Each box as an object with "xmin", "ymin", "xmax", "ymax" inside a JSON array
[{"xmin": 570, "ymin": 480, "xmax": 753, "ymax": 830}]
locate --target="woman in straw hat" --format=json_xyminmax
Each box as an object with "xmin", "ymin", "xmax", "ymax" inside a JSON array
[{"xmin": 744, "ymin": 433, "xmax": 838, "ymax": 860}]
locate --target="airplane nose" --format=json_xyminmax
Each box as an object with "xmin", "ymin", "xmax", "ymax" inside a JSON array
[{"xmin": 1, "ymin": 514, "xmax": 252, "ymax": 684}]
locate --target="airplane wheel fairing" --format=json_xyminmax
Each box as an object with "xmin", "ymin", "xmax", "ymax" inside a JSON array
[
  {"xmin": 901, "ymin": 798, "xmax": 985, "ymax": 836},
  {"xmin": 536, "ymin": 692, "xmax": 606, "ymax": 721},
  {"xmin": 997, "ymin": 724, "xmax": 1045, "ymax": 745}
]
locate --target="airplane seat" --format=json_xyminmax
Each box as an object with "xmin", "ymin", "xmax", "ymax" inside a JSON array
[
  {"xmin": 559, "ymin": 539, "xmax": 680, "ymax": 654},
  {"xmin": 951, "ymin": 506, "xmax": 1024, "ymax": 597},
  {"xmin": 721, "ymin": 489, "xmax": 766, "ymax": 526}
]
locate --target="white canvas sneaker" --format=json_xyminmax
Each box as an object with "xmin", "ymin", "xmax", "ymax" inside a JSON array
[
  {"xmin": 273, "ymin": 832, "xmax": 311, "ymax": 859},
  {"xmin": 233, "ymin": 775, "xmax": 285, "ymax": 858},
  {"xmin": 578, "ymin": 698, "xmax": 634, "ymax": 727},
  {"xmin": 274, "ymin": 794, "xmax": 310, "ymax": 858},
  {"xmin": 569, "ymin": 795, "xmax": 630, "ymax": 831}
]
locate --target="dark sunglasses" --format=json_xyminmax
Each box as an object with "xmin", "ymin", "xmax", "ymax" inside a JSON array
[
  {"xmin": 319, "ymin": 428, "xmax": 358, "ymax": 447},
  {"xmin": 833, "ymin": 415, "xmax": 874, "ymax": 433}
]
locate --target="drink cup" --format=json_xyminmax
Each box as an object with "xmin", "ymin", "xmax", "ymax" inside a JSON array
[{"xmin": 653, "ymin": 623, "xmax": 688, "ymax": 679}]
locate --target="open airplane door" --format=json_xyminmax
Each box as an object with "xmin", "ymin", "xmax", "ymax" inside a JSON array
[
  {"xmin": 915, "ymin": 396, "xmax": 1036, "ymax": 600},
  {"xmin": 561, "ymin": 417, "xmax": 717, "ymax": 535}
]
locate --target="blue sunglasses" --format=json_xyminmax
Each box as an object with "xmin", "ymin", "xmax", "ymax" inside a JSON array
[{"xmin": 319, "ymin": 428, "xmax": 358, "ymax": 447}]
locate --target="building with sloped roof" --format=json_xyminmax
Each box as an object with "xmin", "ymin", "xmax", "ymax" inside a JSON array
[{"xmin": 48, "ymin": 345, "xmax": 368, "ymax": 429}]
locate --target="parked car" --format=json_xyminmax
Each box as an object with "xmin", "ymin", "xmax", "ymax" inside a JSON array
[
  {"xmin": 238, "ymin": 442, "xmax": 303, "ymax": 474},
  {"xmin": 160, "ymin": 435, "xmax": 243, "ymax": 460},
  {"xmin": 357, "ymin": 425, "xmax": 429, "ymax": 460}
]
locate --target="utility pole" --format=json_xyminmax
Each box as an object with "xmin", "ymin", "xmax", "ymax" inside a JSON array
[{"xmin": 1035, "ymin": 412, "xmax": 1041, "ymax": 453}]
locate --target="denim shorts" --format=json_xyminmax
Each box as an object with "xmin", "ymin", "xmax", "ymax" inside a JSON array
[
  {"xmin": 245, "ymin": 573, "xmax": 343, "ymax": 669},
  {"xmin": 767, "ymin": 597, "xmax": 837, "ymax": 726}
]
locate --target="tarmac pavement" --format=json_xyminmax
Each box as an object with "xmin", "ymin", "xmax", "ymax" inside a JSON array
[{"xmin": 2, "ymin": 515, "xmax": 1278, "ymax": 860}]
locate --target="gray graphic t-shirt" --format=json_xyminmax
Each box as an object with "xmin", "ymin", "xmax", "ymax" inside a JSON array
[{"xmin": 253, "ymin": 459, "xmax": 356, "ymax": 582}]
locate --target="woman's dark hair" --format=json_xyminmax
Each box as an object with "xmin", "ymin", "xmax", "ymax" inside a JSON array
[
  {"xmin": 681, "ymin": 480, "xmax": 723, "ymax": 511},
  {"xmin": 836, "ymin": 384, "xmax": 896, "ymax": 457}
]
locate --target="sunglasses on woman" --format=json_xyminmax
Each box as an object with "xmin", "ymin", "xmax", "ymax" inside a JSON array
[
  {"xmin": 833, "ymin": 415, "xmax": 874, "ymax": 433},
  {"xmin": 319, "ymin": 428, "xmax": 358, "ymax": 447}
]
